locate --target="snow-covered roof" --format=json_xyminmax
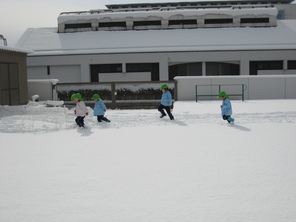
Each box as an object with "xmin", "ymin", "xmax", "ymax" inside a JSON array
[
  {"xmin": 0, "ymin": 45, "xmax": 32, "ymax": 54},
  {"xmin": 57, "ymin": 6, "xmax": 277, "ymax": 23},
  {"xmin": 106, "ymin": 0, "xmax": 294, "ymax": 6},
  {"xmin": 15, "ymin": 19, "xmax": 296, "ymax": 56}
]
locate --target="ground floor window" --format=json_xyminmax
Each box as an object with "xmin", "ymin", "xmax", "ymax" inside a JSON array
[
  {"xmin": 126, "ymin": 63, "xmax": 159, "ymax": 81},
  {"xmin": 206, "ymin": 62, "xmax": 239, "ymax": 76},
  {"xmin": 169, "ymin": 62, "xmax": 239, "ymax": 80},
  {"xmin": 169, "ymin": 62, "xmax": 202, "ymax": 80},
  {"xmin": 288, "ymin": 60, "xmax": 296, "ymax": 70},
  {"xmin": 90, "ymin": 64, "xmax": 122, "ymax": 82},
  {"xmin": 90, "ymin": 63, "xmax": 159, "ymax": 82},
  {"xmin": 249, "ymin": 61, "xmax": 283, "ymax": 75}
]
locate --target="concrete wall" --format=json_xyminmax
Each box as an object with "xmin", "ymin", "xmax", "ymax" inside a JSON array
[
  {"xmin": 28, "ymin": 76, "xmax": 296, "ymax": 102},
  {"xmin": 28, "ymin": 65, "xmax": 80, "ymax": 82},
  {"xmin": 27, "ymin": 79, "xmax": 59, "ymax": 101},
  {"xmin": 175, "ymin": 75, "xmax": 296, "ymax": 100}
]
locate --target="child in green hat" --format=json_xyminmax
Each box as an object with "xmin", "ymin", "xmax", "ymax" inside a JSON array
[
  {"xmin": 218, "ymin": 91, "xmax": 234, "ymax": 123},
  {"xmin": 91, "ymin": 94, "xmax": 111, "ymax": 123},
  {"xmin": 158, "ymin": 84, "xmax": 174, "ymax": 120},
  {"xmin": 71, "ymin": 93, "xmax": 88, "ymax": 128}
]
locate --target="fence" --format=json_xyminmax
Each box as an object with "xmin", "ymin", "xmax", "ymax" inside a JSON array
[
  {"xmin": 195, "ymin": 84, "xmax": 247, "ymax": 102},
  {"xmin": 55, "ymin": 81, "xmax": 175, "ymax": 109}
]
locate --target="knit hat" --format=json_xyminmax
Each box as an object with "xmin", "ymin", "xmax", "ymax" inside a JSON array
[
  {"xmin": 91, "ymin": 94, "xmax": 101, "ymax": 99},
  {"xmin": 217, "ymin": 91, "xmax": 229, "ymax": 98},
  {"xmin": 160, "ymin": 84, "xmax": 168, "ymax": 90}
]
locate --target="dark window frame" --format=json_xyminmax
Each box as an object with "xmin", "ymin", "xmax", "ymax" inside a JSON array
[
  {"xmin": 126, "ymin": 63, "xmax": 151, "ymax": 72},
  {"xmin": 241, "ymin": 18, "xmax": 269, "ymax": 23},
  {"xmin": 288, "ymin": 60, "xmax": 296, "ymax": 70},
  {"xmin": 250, "ymin": 61, "xmax": 283, "ymax": 75},
  {"xmin": 126, "ymin": 63, "xmax": 159, "ymax": 81},
  {"xmin": 204, "ymin": 18, "xmax": 233, "ymax": 24},
  {"xmin": 169, "ymin": 19, "xmax": 197, "ymax": 25},
  {"xmin": 99, "ymin": 22, "xmax": 126, "ymax": 27},
  {"xmin": 133, "ymin": 20, "xmax": 161, "ymax": 26},
  {"xmin": 65, "ymin": 23, "xmax": 92, "ymax": 29},
  {"xmin": 206, "ymin": 62, "xmax": 240, "ymax": 76}
]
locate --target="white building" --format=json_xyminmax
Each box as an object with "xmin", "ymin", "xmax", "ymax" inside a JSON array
[{"xmin": 16, "ymin": 1, "xmax": 296, "ymax": 86}]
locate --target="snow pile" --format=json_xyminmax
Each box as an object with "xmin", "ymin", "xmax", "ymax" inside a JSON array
[{"xmin": 0, "ymin": 100, "xmax": 296, "ymax": 221}]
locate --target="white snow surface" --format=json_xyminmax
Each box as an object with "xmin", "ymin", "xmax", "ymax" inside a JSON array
[
  {"xmin": 1, "ymin": 100, "xmax": 296, "ymax": 221},
  {"xmin": 15, "ymin": 20, "xmax": 296, "ymax": 55}
]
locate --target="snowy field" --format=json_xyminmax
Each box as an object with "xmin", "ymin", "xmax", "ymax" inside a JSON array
[{"xmin": 1, "ymin": 100, "xmax": 296, "ymax": 222}]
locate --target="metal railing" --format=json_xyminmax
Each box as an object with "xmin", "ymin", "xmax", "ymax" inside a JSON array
[{"xmin": 195, "ymin": 84, "xmax": 247, "ymax": 102}]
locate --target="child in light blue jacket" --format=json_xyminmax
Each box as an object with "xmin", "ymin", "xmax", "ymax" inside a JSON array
[
  {"xmin": 91, "ymin": 94, "xmax": 111, "ymax": 123},
  {"xmin": 218, "ymin": 91, "xmax": 234, "ymax": 123},
  {"xmin": 158, "ymin": 84, "xmax": 174, "ymax": 120}
]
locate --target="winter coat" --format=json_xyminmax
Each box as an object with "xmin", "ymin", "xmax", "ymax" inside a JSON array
[
  {"xmin": 75, "ymin": 101, "xmax": 88, "ymax": 116},
  {"xmin": 93, "ymin": 99, "xmax": 107, "ymax": 116},
  {"xmin": 161, "ymin": 90, "xmax": 172, "ymax": 106},
  {"xmin": 221, "ymin": 98, "xmax": 233, "ymax": 116}
]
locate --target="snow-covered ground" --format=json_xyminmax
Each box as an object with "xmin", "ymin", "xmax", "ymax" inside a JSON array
[{"xmin": 1, "ymin": 100, "xmax": 296, "ymax": 222}]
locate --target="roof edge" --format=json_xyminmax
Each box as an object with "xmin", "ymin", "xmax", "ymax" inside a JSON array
[{"xmin": 0, "ymin": 45, "xmax": 33, "ymax": 54}]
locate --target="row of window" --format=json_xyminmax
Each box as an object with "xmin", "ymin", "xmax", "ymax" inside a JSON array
[
  {"xmin": 90, "ymin": 63, "xmax": 159, "ymax": 82},
  {"xmin": 91, "ymin": 63, "xmax": 155, "ymax": 73},
  {"xmin": 108, "ymin": 2, "xmax": 284, "ymax": 10},
  {"xmin": 64, "ymin": 17, "xmax": 270, "ymax": 30},
  {"xmin": 89, "ymin": 61, "xmax": 296, "ymax": 81}
]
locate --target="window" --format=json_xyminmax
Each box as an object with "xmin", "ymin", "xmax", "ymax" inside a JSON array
[
  {"xmin": 126, "ymin": 63, "xmax": 159, "ymax": 81},
  {"xmin": 205, "ymin": 18, "xmax": 233, "ymax": 24},
  {"xmin": 126, "ymin": 63, "xmax": 150, "ymax": 72},
  {"xmin": 249, "ymin": 61, "xmax": 283, "ymax": 75},
  {"xmin": 241, "ymin": 18, "xmax": 269, "ymax": 24},
  {"xmin": 169, "ymin": 62, "xmax": 202, "ymax": 80},
  {"xmin": 65, "ymin": 23, "xmax": 92, "ymax": 29},
  {"xmin": 99, "ymin": 22, "xmax": 126, "ymax": 27},
  {"xmin": 134, "ymin": 21, "xmax": 161, "ymax": 26},
  {"xmin": 277, "ymin": 10, "xmax": 285, "ymax": 20},
  {"xmin": 206, "ymin": 62, "xmax": 239, "ymax": 76},
  {"xmin": 90, "ymin": 64, "xmax": 122, "ymax": 82},
  {"xmin": 288, "ymin": 60, "xmax": 296, "ymax": 70},
  {"xmin": 99, "ymin": 64, "xmax": 122, "ymax": 73},
  {"xmin": 169, "ymin": 20, "xmax": 197, "ymax": 25}
]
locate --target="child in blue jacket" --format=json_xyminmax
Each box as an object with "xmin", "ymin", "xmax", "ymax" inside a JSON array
[
  {"xmin": 91, "ymin": 94, "xmax": 111, "ymax": 123},
  {"xmin": 158, "ymin": 84, "xmax": 174, "ymax": 120},
  {"xmin": 218, "ymin": 91, "xmax": 234, "ymax": 123}
]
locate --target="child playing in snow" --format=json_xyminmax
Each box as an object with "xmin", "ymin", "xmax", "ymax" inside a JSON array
[
  {"xmin": 158, "ymin": 84, "xmax": 174, "ymax": 120},
  {"xmin": 91, "ymin": 94, "xmax": 111, "ymax": 123},
  {"xmin": 71, "ymin": 93, "xmax": 88, "ymax": 128},
  {"xmin": 218, "ymin": 91, "xmax": 234, "ymax": 123}
]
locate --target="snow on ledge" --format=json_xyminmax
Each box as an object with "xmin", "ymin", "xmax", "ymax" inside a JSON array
[{"xmin": 28, "ymin": 79, "xmax": 60, "ymax": 85}]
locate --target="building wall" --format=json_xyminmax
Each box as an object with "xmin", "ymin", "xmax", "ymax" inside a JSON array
[
  {"xmin": 27, "ymin": 49, "xmax": 296, "ymax": 83},
  {"xmin": 0, "ymin": 49, "xmax": 28, "ymax": 105},
  {"xmin": 28, "ymin": 65, "xmax": 81, "ymax": 82}
]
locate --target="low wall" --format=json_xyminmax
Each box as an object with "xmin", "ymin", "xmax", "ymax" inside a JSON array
[
  {"xmin": 28, "ymin": 79, "xmax": 59, "ymax": 101},
  {"xmin": 174, "ymin": 75, "xmax": 296, "ymax": 100}
]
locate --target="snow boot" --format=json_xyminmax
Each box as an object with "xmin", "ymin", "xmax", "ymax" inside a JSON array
[{"xmin": 228, "ymin": 117, "xmax": 235, "ymax": 122}]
